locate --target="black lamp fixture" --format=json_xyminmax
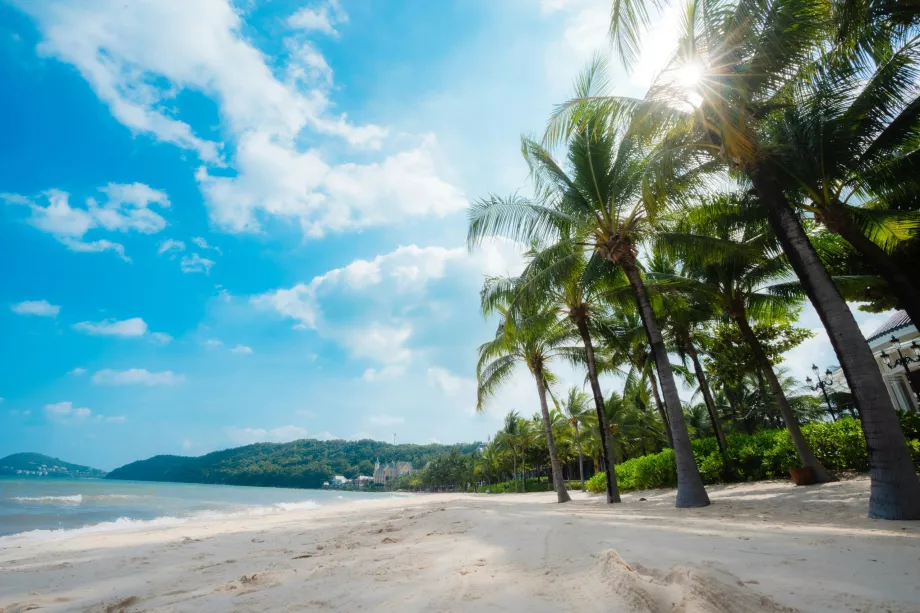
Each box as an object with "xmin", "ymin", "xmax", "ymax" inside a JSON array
[
  {"xmin": 880, "ymin": 335, "xmax": 920, "ymax": 402},
  {"xmin": 805, "ymin": 364, "xmax": 837, "ymax": 421}
]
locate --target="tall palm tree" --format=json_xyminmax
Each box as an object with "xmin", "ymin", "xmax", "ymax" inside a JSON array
[
  {"xmin": 550, "ymin": 0, "xmax": 920, "ymax": 518},
  {"xmin": 558, "ymin": 386, "xmax": 593, "ymax": 491},
  {"xmin": 497, "ymin": 411, "xmax": 525, "ymax": 493},
  {"xmin": 469, "ymin": 107, "xmax": 710, "ymax": 507},
  {"xmin": 655, "ymin": 196, "xmax": 834, "ymax": 482},
  {"xmin": 765, "ymin": 36, "xmax": 920, "ymax": 325},
  {"xmin": 490, "ymin": 239, "xmax": 622, "ymax": 502},
  {"xmin": 476, "ymin": 300, "xmax": 575, "ymax": 503}
]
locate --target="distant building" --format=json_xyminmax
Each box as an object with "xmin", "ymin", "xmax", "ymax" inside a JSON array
[
  {"xmin": 330, "ymin": 475, "xmax": 348, "ymax": 489},
  {"xmin": 373, "ymin": 459, "xmax": 413, "ymax": 486},
  {"xmin": 830, "ymin": 311, "xmax": 919, "ymax": 411},
  {"xmin": 354, "ymin": 475, "xmax": 374, "ymax": 486}
]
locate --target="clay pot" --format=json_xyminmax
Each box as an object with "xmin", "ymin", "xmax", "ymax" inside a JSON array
[{"xmin": 789, "ymin": 466, "xmax": 815, "ymax": 486}]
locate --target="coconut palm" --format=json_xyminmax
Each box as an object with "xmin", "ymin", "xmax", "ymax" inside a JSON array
[
  {"xmin": 655, "ymin": 195, "xmax": 835, "ymax": 482},
  {"xmin": 489, "ymin": 239, "xmax": 623, "ymax": 502},
  {"xmin": 768, "ymin": 48, "xmax": 920, "ymax": 322},
  {"xmin": 548, "ymin": 0, "xmax": 920, "ymax": 518},
  {"xmin": 557, "ymin": 386, "xmax": 593, "ymax": 491},
  {"xmin": 476, "ymin": 299, "xmax": 575, "ymax": 503},
  {"xmin": 497, "ymin": 411, "xmax": 527, "ymax": 493},
  {"xmin": 469, "ymin": 104, "xmax": 710, "ymax": 507}
]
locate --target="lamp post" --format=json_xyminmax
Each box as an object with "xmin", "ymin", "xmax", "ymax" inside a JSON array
[
  {"xmin": 805, "ymin": 364, "xmax": 837, "ymax": 421},
  {"xmin": 880, "ymin": 335, "xmax": 920, "ymax": 403}
]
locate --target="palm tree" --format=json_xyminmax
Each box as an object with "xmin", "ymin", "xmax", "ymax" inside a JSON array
[
  {"xmin": 497, "ymin": 411, "xmax": 526, "ymax": 493},
  {"xmin": 476, "ymin": 300, "xmax": 575, "ymax": 503},
  {"xmin": 550, "ymin": 0, "xmax": 920, "ymax": 518},
  {"xmin": 469, "ymin": 104, "xmax": 710, "ymax": 507},
  {"xmin": 655, "ymin": 196, "xmax": 834, "ymax": 482},
  {"xmin": 491, "ymin": 239, "xmax": 622, "ymax": 502},
  {"xmin": 764, "ymin": 35, "xmax": 920, "ymax": 326},
  {"xmin": 558, "ymin": 386, "xmax": 593, "ymax": 490}
]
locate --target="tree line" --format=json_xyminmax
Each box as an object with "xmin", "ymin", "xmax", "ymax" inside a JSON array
[{"xmin": 467, "ymin": 0, "xmax": 920, "ymax": 519}]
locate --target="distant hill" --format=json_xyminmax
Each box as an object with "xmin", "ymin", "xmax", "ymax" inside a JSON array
[
  {"xmin": 0, "ymin": 452, "xmax": 107, "ymax": 478},
  {"xmin": 107, "ymin": 438, "xmax": 482, "ymax": 489}
]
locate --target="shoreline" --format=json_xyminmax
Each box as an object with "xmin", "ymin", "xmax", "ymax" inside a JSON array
[{"xmin": 2, "ymin": 477, "xmax": 919, "ymax": 612}]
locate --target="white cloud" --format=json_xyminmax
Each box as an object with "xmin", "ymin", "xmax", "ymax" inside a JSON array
[
  {"xmin": 287, "ymin": 1, "xmax": 347, "ymax": 36},
  {"xmin": 11, "ymin": 299, "xmax": 60, "ymax": 317},
  {"xmin": 150, "ymin": 332, "xmax": 173, "ymax": 345},
  {"xmin": 368, "ymin": 414, "xmax": 405, "ymax": 426},
  {"xmin": 191, "ymin": 236, "xmax": 222, "ymax": 254},
  {"xmin": 342, "ymin": 323, "xmax": 412, "ymax": 364},
  {"xmin": 2, "ymin": 184, "xmax": 169, "ymax": 261},
  {"xmin": 73, "ymin": 317, "xmax": 148, "ymax": 337},
  {"xmin": 427, "ymin": 367, "xmax": 475, "ymax": 395},
  {"xmin": 44, "ymin": 401, "xmax": 92, "ymax": 420},
  {"xmin": 203, "ymin": 338, "xmax": 223, "ymax": 348},
  {"xmin": 224, "ymin": 425, "xmax": 309, "ymax": 444},
  {"xmin": 180, "ymin": 253, "xmax": 215, "ymax": 274},
  {"xmin": 362, "ymin": 365, "xmax": 407, "ymax": 382},
  {"xmin": 182, "ymin": 438, "xmax": 194, "ymax": 451},
  {"xmin": 68, "ymin": 367, "xmax": 87, "ymax": 376},
  {"xmin": 91, "ymin": 368, "xmax": 185, "ymax": 386},
  {"xmin": 231, "ymin": 344, "xmax": 253, "ymax": 354},
  {"xmin": 158, "ymin": 238, "xmax": 185, "ymax": 255}
]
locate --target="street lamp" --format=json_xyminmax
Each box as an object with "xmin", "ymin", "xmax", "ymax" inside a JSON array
[
  {"xmin": 805, "ymin": 364, "xmax": 837, "ymax": 421},
  {"xmin": 880, "ymin": 335, "xmax": 920, "ymax": 402}
]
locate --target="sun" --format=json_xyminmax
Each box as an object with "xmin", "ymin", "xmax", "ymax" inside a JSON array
[{"xmin": 677, "ymin": 61, "xmax": 706, "ymax": 89}]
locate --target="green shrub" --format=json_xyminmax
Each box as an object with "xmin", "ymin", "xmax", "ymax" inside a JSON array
[{"xmin": 583, "ymin": 416, "xmax": 920, "ymax": 495}]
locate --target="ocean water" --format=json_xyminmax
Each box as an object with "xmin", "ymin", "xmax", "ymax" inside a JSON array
[{"xmin": 0, "ymin": 477, "xmax": 397, "ymax": 540}]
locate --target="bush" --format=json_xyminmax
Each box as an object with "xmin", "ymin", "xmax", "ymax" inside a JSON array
[{"xmin": 585, "ymin": 416, "xmax": 920, "ymax": 495}]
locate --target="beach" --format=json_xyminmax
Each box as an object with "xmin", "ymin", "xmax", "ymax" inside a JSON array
[{"xmin": 1, "ymin": 477, "xmax": 918, "ymax": 613}]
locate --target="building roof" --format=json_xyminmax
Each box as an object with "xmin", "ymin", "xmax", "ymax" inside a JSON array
[{"xmin": 866, "ymin": 311, "xmax": 914, "ymax": 344}]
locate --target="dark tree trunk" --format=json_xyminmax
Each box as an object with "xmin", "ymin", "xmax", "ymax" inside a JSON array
[
  {"xmin": 734, "ymin": 309, "xmax": 834, "ymax": 483},
  {"xmin": 574, "ymin": 316, "xmax": 621, "ymax": 502},
  {"xmin": 575, "ymin": 423, "xmax": 586, "ymax": 492},
  {"xmin": 533, "ymin": 366, "xmax": 571, "ymax": 503},
  {"xmin": 620, "ymin": 259, "xmax": 710, "ymax": 508},
  {"xmin": 687, "ymin": 343, "xmax": 727, "ymax": 452},
  {"xmin": 821, "ymin": 199, "xmax": 920, "ymax": 328},
  {"xmin": 647, "ymin": 370, "xmax": 674, "ymax": 448},
  {"xmin": 750, "ymin": 165, "xmax": 920, "ymax": 518}
]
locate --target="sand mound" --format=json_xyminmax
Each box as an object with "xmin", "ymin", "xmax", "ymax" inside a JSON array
[{"xmin": 599, "ymin": 550, "xmax": 799, "ymax": 613}]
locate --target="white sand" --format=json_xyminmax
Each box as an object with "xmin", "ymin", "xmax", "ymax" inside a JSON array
[{"xmin": 1, "ymin": 477, "xmax": 918, "ymax": 612}]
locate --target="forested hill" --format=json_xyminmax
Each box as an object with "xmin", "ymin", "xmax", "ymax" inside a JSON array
[
  {"xmin": 0, "ymin": 452, "xmax": 107, "ymax": 478},
  {"xmin": 106, "ymin": 438, "xmax": 482, "ymax": 489}
]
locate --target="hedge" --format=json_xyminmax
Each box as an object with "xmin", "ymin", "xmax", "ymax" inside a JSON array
[{"xmin": 586, "ymin": 414, "xmax": 920, "ymax": 494}]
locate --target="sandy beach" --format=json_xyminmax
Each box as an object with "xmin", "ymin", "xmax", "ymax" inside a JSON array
[{"xmin": 1, "ymin": 477, "xmax": 918, "ymax": 613}]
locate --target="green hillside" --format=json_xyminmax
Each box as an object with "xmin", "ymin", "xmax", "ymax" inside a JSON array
[
  {"xmin": 106, "ymin": 438, "xmax": 482, "ymax": 489},
  {"xmin": 0, "ymin": 452, "xmax": 107, "ymax": 478}
]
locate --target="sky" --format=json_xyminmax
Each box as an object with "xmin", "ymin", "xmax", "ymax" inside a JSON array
[{"xmin": 0, "ymin": 0, "xmax": 892, "ymax": 471}]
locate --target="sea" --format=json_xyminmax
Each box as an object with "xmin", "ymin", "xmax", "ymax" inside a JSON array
[{"xmin": 0, "ymin": 477, "xmax": 398, "ymax": 541}]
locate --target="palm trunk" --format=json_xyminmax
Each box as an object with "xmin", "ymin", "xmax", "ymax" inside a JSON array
[
  {"xmin": 533, "ymin": 366, "xmax": 571, "ymax": 503},
  {"xmin": 620, "ymin": 259, "xmax": 710, "ymax": 508},
  {"xmin": 574, "ymin": 422, "xmax": 586, "ymax": 491},
  {"xmin": 750, "ymin": 164, "xmax": 920, "ymax": 519},
  {"xmin": 687, "ymin": 343, "xmax": 727, "ymax": 452},
  {"xmin": 647, "ymin": 370, "xmax": 673, "ymax": 448},
  {"xmin": 734, "ymin": 308, "xmax": 834, "ymax": 483},
  {"xmin": 574, "ymin": 316, "xmax": 621, "ymax": 502},
  {"xmin": 821, "ymin": 200, "xmax": 920, "ymax": 328},
  {"xmin": 512, "ymin": 449, "xmax": 518, "ymax": 493}
]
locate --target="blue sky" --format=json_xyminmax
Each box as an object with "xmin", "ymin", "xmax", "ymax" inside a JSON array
[{"xmin": 0, "ymin": 0, "xmax": 890, "ymax": 470}]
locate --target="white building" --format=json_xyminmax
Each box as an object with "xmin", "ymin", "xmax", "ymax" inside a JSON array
[{"xmin": 864, "ymin": 311, "xmax": 919, "ymax": 411}]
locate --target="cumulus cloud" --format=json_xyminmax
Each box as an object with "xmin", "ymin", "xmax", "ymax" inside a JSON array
[
  {"xmin": 231, "ymin": 344, "xmax": 253, "ymax": 354},
  {"xmin": 68, "ymin": 367, "xmax": 87, "ymax": 376},
  {"xmin": 11, "ymin": 299, "xmax": 60, "ymax": 317},
  {"xmin": 44, "ymin": 401, "xmax": 92, "ymax": 420},
  {"xmin": 91, "ymin": 368, "xmax": 185, "ymax": 386},
  {"xmin": 224, "ymin": 425, "xmax": 309, "ymax": 444},
  {"xmin": 180, "ymin": 253, "xmax": 215, "ymax": 274},
  {"xmin": 191, "ymin": 237, "xmax": 222, "ymax": 254},
  {"xmin": 73, "ymin": 317, "xmax": 148, "ymax": 337},
  {"xmin": 203, "ymin": 338, "xmax": 223, "ymax": 348},
  {"xmin": 14, "ymin": 0, "xmax": 465, "ymax": 238},
  {"xmin": 158, "ymin": 238, "xmax": 185, "ymax": 255},
  {"xmin": 427, "ymin": 367, "xmax": 475, "ymax": 395},
  {"xmin": 1, "ymin": 184, "xmax": 169, "ymax": 261}
]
